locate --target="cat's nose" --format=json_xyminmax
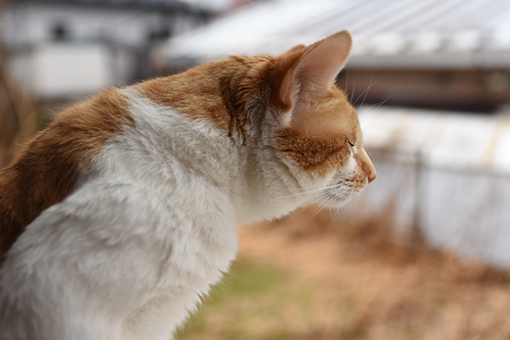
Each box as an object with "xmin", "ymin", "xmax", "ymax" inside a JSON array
[{"xmin": 368, "ymin": 171, "xmax": 376, "ymax": 183}]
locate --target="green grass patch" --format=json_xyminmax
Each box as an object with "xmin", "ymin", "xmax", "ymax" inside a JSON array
[{"xmin": 175, "ymin": 259, "xmax": 313, "ymax": 340}]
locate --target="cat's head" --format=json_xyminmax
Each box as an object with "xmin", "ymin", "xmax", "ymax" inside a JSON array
[{"xmin": 248, "ymin": 31, "xmax": 376, "ymax": 208}]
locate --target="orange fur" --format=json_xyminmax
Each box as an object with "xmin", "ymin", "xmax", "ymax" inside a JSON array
[
  {"xmin": 290, "ymin": 88, "xmax": 358, "ymax": 139},
  {"xmin": 275, "ymin": 127, "xmax": 351, "ymax": 176},
  {"xmin": 136, "ymin": 52, "xmax": 306, "ymax": 135},
  {"xmin": 136, "ymin": 58, "xmax": 258, "ymax": 137},
  {"xmin": 0, "ymin": 89, "xmax": 132, "ymax": 261},
  {"xmin": 276, "ymin": 86, "xmax": 375, "ymax": 178}
]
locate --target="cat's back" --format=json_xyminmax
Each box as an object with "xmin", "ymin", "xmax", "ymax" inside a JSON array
[
  {"xmin": 0, "ymin": 57, "xmax": 251, "ymax": 261},
  {"xmin": 0, "ymin": 88, "xmax": 133, "ymax": 259}
]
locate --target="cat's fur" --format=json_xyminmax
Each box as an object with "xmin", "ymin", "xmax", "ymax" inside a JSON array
[{"xmin": 0, "ymin": 31, "xmax": 375, "ymax": 340}]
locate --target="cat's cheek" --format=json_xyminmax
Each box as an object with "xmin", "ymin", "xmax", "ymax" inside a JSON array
[
  {"xmin": 319, "ymin": 160, "xmax": 368, "ymax": 208},
  {"xmin": 343, "ymin": 155, "xmax": 357, "ymax": 174},
  {"xmin": 344, "ymin": 153, "xmax": 374, "ymax": 192},
  {"xmin": 348, "ymin": 168, "xmax": 371, "ymax": 193}
]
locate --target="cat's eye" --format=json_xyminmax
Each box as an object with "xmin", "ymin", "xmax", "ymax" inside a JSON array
[{"xmin": 347, "ymin": 140, "xmax": 355, "ymax": 147}]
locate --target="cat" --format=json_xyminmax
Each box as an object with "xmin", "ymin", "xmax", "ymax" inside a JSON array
[{"xmin": 0, "ymin": 30, "xmax": 375, "ymax": 340}]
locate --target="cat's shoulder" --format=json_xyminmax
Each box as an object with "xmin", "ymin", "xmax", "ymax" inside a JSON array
[{"xmin": 0, "ymin": 88, "xmax": 134, "ymax": 262}]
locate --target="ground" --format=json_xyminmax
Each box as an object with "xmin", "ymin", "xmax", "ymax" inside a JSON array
[{"xmin": 176, "ymin": 207, "xmax": 510, "ymax": 340}]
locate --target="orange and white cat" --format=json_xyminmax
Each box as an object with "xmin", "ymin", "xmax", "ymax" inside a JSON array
[{"xmin": 0, "ymin": 31, "xmax": 375, "ymax": 340}]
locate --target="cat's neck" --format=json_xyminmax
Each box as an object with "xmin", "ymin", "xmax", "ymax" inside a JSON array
[{"xmin": 113, "ymin": 90, "xmax": 308, "ymax": 226}]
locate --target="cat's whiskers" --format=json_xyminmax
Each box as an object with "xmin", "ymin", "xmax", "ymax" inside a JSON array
[
  {"xmin": 369, "ymin": 92, "xmax": 396, "ymax": 113},
  {"xmin": 277, "ymin": 182, "xmax": 346, "ymax": 200},
  {"xmin": 343, "ymin": 70, "xmax": 349, "ymax": 96},
  {"xmin": 379, "ymin": 92, "xmax": 397, "ymax": 108},
  {"xmin": 359, "ymin": 91, "xmax": 397, "ymax": 130},
  {"xmin": 309, "ymin": 193, "xmax": 338, "ymax": 220},
  {"xmin": 349, "ymin": 80, "xmax": 357, "ymax": 103},
  {"xmin": 353, "ymin": 74, "xmax": 377, "ymax": 109},
  {"xmin": 276, "ymin": 182, "xmax": 333, "ymax": 198}
]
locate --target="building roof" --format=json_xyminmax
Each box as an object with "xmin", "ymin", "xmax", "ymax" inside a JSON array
[
  {"xmin": 158, "ymin": 0, "xmax": 510, "ymax": 69},
  {"xmin": 17, "ymin": 0, "xmax": 211, "ymax": 15},
  {"xmin": 361, "ymin": 106, "xmax": 510, "ymax": 176}
]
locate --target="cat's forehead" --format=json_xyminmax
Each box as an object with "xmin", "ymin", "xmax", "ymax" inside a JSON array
[{"xmin": 290, "ymin": 86, "xmax": 360, "ymax": 140}]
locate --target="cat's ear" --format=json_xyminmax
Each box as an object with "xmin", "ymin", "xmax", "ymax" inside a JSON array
[
  {"xmin": 278, "ymin": 31, "xmax": 352, "ymax": 107},
  {"xmin": 282, "ymin": 44, "xmax": 306, "ymax": 56}
]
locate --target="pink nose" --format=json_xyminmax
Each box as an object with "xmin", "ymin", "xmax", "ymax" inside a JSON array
[{"xmin": 368, "ymin": 172, "xmax": 376, "ymax": 183}]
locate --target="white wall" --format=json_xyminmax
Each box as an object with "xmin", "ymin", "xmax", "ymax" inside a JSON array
[
  {"xmin": 342, "ymin": 152, "xmax": 510, "ymax": 267},
  {"xmin": 32, "ymin": 43, "xmax": 113, "ymax": 98},
  {"xmin": 338, "ymin": 108, "xmax": 510, "ymax": 267},
  {"xmin": 0, "ymin": 2, "xmax": 205, "ymax": 98},
  {"xmin": 1, "ymin": 4, "xmax": 181, "ymax": 47},
  {"xmin": 422, "ymin": 169, "xmax": 510, "ymax": 267}
]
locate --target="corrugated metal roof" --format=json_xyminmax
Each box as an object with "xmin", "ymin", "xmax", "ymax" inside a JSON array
[
  {"xmin": 158, "ymin": 0, "xmax": 510, "ymax": 68},
  {"xmin": 17, "ymin": 0, "xmax": 205, "ymax": 14},
  {"xmin": 361, "ymin": 107, "xmax": 510, "ymax": 175}
]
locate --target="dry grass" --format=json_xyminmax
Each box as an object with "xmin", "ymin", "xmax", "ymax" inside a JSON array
[
  {"xmin": 178, "ymin": 207, "xmax": 510, "ymax": 340},
  {"xmin": 0, "ymin": 65, "xmax": 39, "ymax": 168}
]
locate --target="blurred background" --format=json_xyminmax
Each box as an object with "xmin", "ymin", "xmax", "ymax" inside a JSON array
[{"xmin": 1, "ymin": 0, "xmax": 510, "ymax": 339}]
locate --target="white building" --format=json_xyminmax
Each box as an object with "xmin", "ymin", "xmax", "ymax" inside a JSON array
[
  {"xmin": 0, "ymin": 0, "xmax": 218, "ymax": 99},
  {"xmin": 158, "ymin": 0, "xmax": 510, "ymax": 111}
]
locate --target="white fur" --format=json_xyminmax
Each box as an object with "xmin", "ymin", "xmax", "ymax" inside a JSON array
[{"xmin": 0, "ymin": 90, "xmax": 341, "ymax": 340}]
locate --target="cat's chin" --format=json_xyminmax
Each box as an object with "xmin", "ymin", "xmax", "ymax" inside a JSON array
[{"xmin": 321, "ymin": 189, "xmax": 361, "ymax": 209}]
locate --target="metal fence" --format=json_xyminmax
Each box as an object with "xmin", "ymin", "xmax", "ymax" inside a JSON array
[{"xmin": 339, "ymin": 148, "xmax": 510, "ymax": 267}]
